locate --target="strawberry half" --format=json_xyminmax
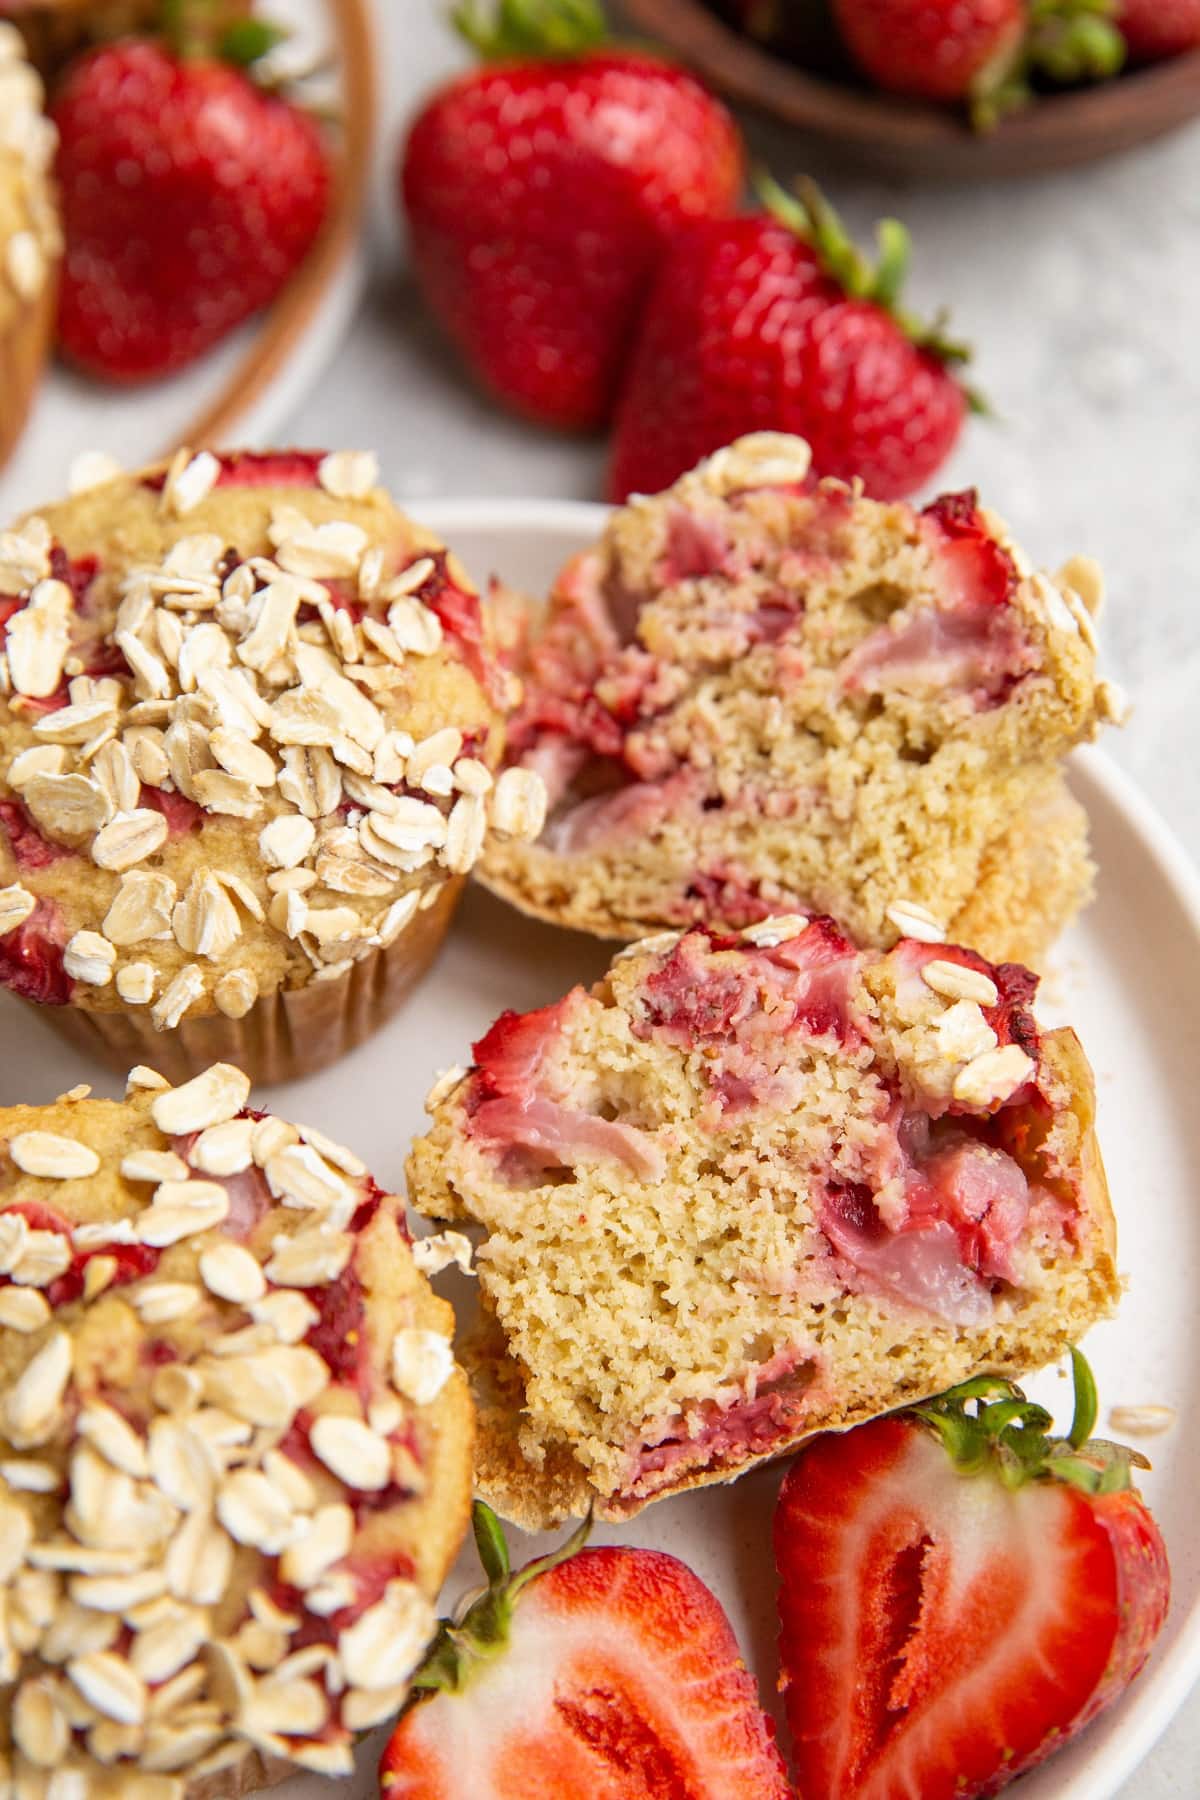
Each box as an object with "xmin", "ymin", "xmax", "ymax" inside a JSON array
[
  {"xmin": 774, "ymin": 1351, "xmax": 1170, "ymax": 1799},
  {"xmin": 380, "ymin": 1502, "xmax": 791, "ymax": 1799}
]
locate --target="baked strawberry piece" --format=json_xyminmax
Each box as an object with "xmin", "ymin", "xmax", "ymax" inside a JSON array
[
  {"xmin": 481, "ymin": 432, "xmax": 1124, "ymax": 968},
  {"xmin": 380, "ymin": 1501, "xmax": 791, "ymax": 1799},
  {"xmin": 408, "ymin": 915, "xmax": 1119, "ymax": 1528},
  {"xmin": 774, "ymin": 1353, "xmax": 1170, "ymax": 1798}
]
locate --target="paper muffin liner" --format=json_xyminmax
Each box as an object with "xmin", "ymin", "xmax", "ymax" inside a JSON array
[
  {"xmin": 34, "ymin": 877, "xmax": 464, "ymax": 1087},
  {"xmin": 0, "ymin": 271, "xmax": 54, "ymax": 475}
]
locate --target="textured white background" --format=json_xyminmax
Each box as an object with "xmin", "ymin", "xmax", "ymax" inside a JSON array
[{"xmin": 288, "ymin": 8, "xmax": 1200, "ymax": 1789}]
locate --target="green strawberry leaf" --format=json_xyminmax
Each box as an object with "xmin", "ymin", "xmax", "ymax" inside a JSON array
[{"xmin": 453, "ymin": 0, "xmax": 607, "ymax": 59}]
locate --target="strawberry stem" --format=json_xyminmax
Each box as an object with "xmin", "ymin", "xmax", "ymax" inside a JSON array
[
  {"xmin": 754, "ymin": 171, "xmax": 974, "ymax": 374},
  {"xmin": 408, "ymin": 1502, "xmax": 594, "ymax": 1699},
  {"xmin": 970, "ymin": 0, "xmax": 1125, "ymax": 130},
  {"xmin": 909, "ymin": 1350, "xmax": 1150, "ymax": 1495},
  {"xmin": 452, "ymin": 0, "xmax": 607, "ymax": 59}
]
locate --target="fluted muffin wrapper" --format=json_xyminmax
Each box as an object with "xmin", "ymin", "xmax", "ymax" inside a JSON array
[
  {"xmin": 30, "ymin": 877, "xmax": 464, "ymax": 1086},
  {"xmin": 0, "ymin": 273, "xmax": 54, "ymax": 475}
]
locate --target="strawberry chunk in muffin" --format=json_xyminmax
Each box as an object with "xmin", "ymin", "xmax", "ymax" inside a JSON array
[
  {"xmin": 480, "ymin": 433, "xmax": 1125, "ymax": 968},
  {"xmin": 409, "ymin": 914, "xmax": 1118, "ymax": 1529}
]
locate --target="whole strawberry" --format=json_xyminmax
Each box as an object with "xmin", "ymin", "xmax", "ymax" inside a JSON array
[
  {"xmin": 609, "ymin": 177, "xmax": 970, "ymax": 503},
  {"xmin": 400, "ymin": 0, "xmax": 744, "ymax": 431},
  {"xmin": 1116, "ymin": 0, "xmax": 1200, "ymax": 59},
  {"xmin": 53, "ymin": 27, "xmax": 330, "ymax": 381},
  {"xmin": 774, "ymin": 1351, "xmax": 1170, "ymax": 1799},
  {"xmin": 380, "ymin": 1501, "xmax": 791, "ymax": 1798},
  {"xmin": 833, "ymin": 0, "xmax": 1126, "ymax": 123},
  {"xmin": 834, "ymin": 0, "xmax": 1027, "ymax": 100}
]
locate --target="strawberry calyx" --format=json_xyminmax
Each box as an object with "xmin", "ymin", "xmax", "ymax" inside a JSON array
[
  {"xmin": 755, "ymin": 173, "xmax": 974, "ymax": 375},
  {"xmin": 408, "ymin": 1501, "xmax": 593, "ymax": 1696},
  {"xmin": 452, "ymin": 0, "xmax": 607, "ymax": 60},
  {"xmin": 970, "ymin": 0, "xmax": 1126, "ymax": 131},
  {"xmin": 910, "ymin": 1347, "xmax": 1151, "ymax": 1497},
  {"xmin": 160, "ymin": 0, "xmax": 285, "ymax": 66}
]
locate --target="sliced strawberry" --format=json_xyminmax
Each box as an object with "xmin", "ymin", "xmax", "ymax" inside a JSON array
[
  {"xmin": 471, "ymin": 992, "xmax": 582, "ymax": 1102},
  {"xmin": 775, "ymin": 1354, "xmax": 1170, "ymax": 1800},
  {"xmin": 0, "ymin": 896, "xmax": 73, "ymax": 1004},
  {"xmin": 380, "ymin": 1503, "xmax": 791, "ymax": 1799}
]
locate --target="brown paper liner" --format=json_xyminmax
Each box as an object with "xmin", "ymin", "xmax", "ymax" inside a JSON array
[
  {"xmin": 36, "ymin": 878, "xmax": 464, "ymax": 1087},
  {"xmin": 0, "ymin": 264, "xmax": 55, "ymax": 476}
]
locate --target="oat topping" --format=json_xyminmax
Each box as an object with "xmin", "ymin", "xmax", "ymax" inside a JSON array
[
  {"xmin": 0, "ymin": 1069, "xmax": 462, "ymax": 1792},
  {"xmin": 952, "ymin": 1043, "xmax": 1035, "ymax": 1108},
  {"xmin": 921, "ymin": 958, "xmax": 999, "ymax": 1008},
  {"xmin": 0, "ymin": 454, "xmax": 549, "ymax": 1029},
  {"xmin": 885, "ymin": 899, "xmax": 946, "ymax": 945}
]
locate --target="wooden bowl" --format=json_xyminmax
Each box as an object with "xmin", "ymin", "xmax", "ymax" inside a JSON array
[
  {"xmin": 177, "ymin": 0, "xmax": 376, "ymax": 451},
  {"xmin": 0, "ymin": 0, "xmax": 375, "ymax": 486},
  {"xmin": 622, "ymin": 0, "xmax": 1200, "ymax": 181}
]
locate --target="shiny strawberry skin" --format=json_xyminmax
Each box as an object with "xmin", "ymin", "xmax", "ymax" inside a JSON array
[
  {"xmin": 379, "ymin": 1545, "xmax": 791, "ymax": 1799},
  {"xmin": 400, "ymin": 53, "xmax": 744, "ymax": 431},
  {"xmin": 1116, "ymin": 0, "xmax": 1200, "ymax": 59},
  {"xmin": 774, "ymin": 1414, "xmax": 1170, "ymax": 1799},
  {"xmin": 608, "ymin": 214, "xmax": 965, "ymax": 502},
  {"xmin": 53, "ymin": 42, "xmax": 330, "ymax": 381},
  {"xmin": 833, "ymin": 0, "xmax": 1026, "ymax": 99}
]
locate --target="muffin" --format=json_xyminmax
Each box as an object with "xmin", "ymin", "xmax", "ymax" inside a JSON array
[
  {"xmin": 479, "ymin": 433, "xmax": 1124, "ymax": 968},
  {"xmin": 0, "ymin": 1059, "xmax": 473, "ymax": 1795},
  {"xmin": 0, "ymin": 20, "xmax": 60, "ymax": 473},
  {"xmin": 409, "ymin": 914, "xmax": 1119, "ymax": 1528},
  {"xmin": 0, "ymin": 447, "xmax": 544, "ymax": 1083}
]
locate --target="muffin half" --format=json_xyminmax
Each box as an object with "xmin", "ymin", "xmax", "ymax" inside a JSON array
[
  {"xmin": 0, "ymin": 1060, "xmax": 473, "ymax": 1794},
  {"xmin": 410, "ymin": 914, "xmax": 1118, "ymax": 1528},
  {"xmin": 480, "ymin": 433, "xmax": 1123, "ymax": 967},
  {"xmin": 0, "ymin": 448, "xmax": 544, "ymax": 1082}
]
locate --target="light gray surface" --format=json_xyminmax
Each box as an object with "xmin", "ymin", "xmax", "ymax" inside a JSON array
[{"xmin": 248, "ymin": 2, "xmax": 1194, "ymax": 1788}]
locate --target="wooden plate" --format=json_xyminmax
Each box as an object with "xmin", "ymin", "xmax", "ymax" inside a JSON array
[
  {"xmin": 0, "ymin": 0, "xmax": 375, "ymax": 516},
  {"xmin": 622, "ymin": 0, "xmax": 1200, "ymax": 181}
]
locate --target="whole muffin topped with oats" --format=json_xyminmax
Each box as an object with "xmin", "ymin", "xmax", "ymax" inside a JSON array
[
  {"xmin": 0, "ymin": 447, "xmax": 544, "ymax": 1083},
  {"xmin": 0, "ymin": 20, "xmax": 60, "ymax": 474},
  {"xmin": 480, "ymin": 432, "xmax": 1124, "ymax": 969},
  {"xmin": 0, "ymin": 1059, "xmax": 473, "ymax": 1796}
]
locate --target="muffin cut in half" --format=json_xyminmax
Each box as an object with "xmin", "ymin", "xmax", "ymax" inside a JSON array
[
  {"xmin": 410, "ymin": 914, "xmax": 1119, "ymax": 1529},
  {"xmin": 480, "ymin": 433, "xmax": 1125, "ymax": 968},
  {"xmin": 0, "ymin": 447, "xmax": 545, "ymax": 1083},
  {"xmin": 0, "ymin": 21, "xmax": 60, "ymax": 474},
  {"xmin": 0, "ymin": 1060, "xmax": 473, "ymax": 1796}
]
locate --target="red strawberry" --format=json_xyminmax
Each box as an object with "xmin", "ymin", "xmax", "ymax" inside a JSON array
[
  {"xmin": 53, "ymin": 35, "xmax": 330, "ymax": 381},
  {"xmin": 1116, "ymin": 0, "xmax": 1200, "ymax": 59},
  {"xmin": 833, "ymin": 0, "xmax": 1027, "ymax": 100},
  {"xmin": 832, "ymin": 0, "xmax": 1126, "ymax": 123},
  {"xmin": 774, "ymin": 1351, "xmax": 1170, "ymax": 1799},
  {"xmin": 609, "ymin": 178, "xmax": 970, "ymax": 503},
  {"xmin": 399, "ymin": 0, "xmax": 744, "ymax": 430},
  {"xmin": 379, "ymin": 1502, "xmax": 791, "ymax": 1799},
  {"xmin": 0, "ymin": 897, "xmax": 72, "ymax": 1005}
]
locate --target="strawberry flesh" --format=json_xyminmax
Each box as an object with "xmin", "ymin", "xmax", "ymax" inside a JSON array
[
  {"xmin": 0, "ymin": 896, "xmax": 72, "ymax": 1004},
  {"xmin": 0, "ymin": 800, "xmax": 71, "ymax": 871},
  {"xmin": 382, "ymin": 1545, "xmax": 791, "ymax": 1799},
  {"xmin": 775, "ymin": 1408, "xmax": 1170, "ymax": 1799}
]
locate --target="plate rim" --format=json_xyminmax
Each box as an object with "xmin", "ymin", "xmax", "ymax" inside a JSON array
[{"xmin": 415, "ymin": 493, "xmax": 1200, "ymax": 1799}]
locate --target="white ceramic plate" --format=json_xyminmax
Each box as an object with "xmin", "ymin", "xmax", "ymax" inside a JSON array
[
  {"xmin": 2, "ymin": 499, "xmax": 1197, "ymax": 1799},
  {"xmin": 0, "ymin": 0, "xmax": 371, "ymax": 524}
]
